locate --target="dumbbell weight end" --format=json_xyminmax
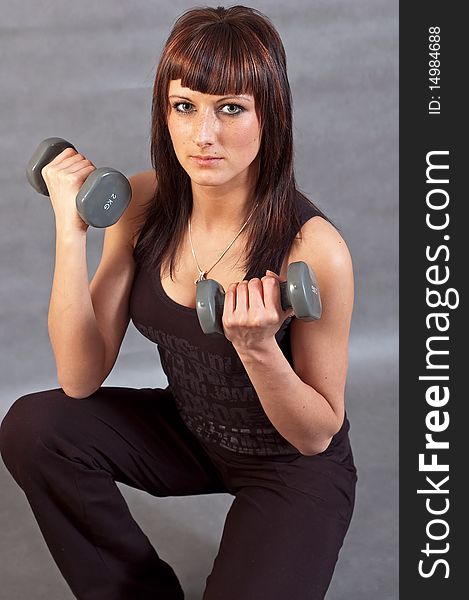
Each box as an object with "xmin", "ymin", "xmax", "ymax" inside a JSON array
[
  {"xmin": 281, "ymin": 261, "xmax": 322, "ymax": 322},
  {"xmin": 76, "ymin": 167, "xmax": 132, "ymax": 228},
  {"xmin": 196, "ymin": 279, "xmax": 226, "ymax": 336},
  {"xmin": 26, "ymin": 137, "xmax": 78, "ymax": 196}
]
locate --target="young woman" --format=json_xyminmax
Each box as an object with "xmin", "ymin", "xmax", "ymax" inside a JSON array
[{"xmin": 0, "ymin": 5, "xmax": 357, "ymax": 599}]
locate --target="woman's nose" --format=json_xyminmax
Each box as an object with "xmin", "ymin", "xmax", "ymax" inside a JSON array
[{"xmin": 192, "ymin": 109, "xmax": 219, "ymax": 145}]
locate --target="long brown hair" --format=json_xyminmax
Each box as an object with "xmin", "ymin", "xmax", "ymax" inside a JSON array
[{"xmin": 133, "ymin": 4, "xmax": 334, "ymax": 279}]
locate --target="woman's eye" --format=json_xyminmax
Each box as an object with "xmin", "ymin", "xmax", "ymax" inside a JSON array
[
  {"xmin": 172, "ymin": 102, "xmax": 244, "ymax": 116},
  {"xmin": 173, "ymin": 102, "xmax": 192, "ymax": 113},
  {"xmin": 221, "ymin": 104, "xmax": 244, "ymax": 115}
]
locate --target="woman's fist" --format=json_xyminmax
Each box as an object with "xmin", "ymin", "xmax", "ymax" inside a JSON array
[
  {"xmin": 41, "ymin": 147, "xmax": 97, "ymax": 233},
  {"xmin": 222, "ymin": 269, "xmax": 294, "ymax": 352}
]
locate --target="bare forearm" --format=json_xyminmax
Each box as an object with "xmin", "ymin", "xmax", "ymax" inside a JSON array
[
  {"xmin": 235, "ymin": 339, "xmax": 340, "ymax": 455},
  {"xmin": 48, "ymin": 230, "xmax": 105, "ymax": 396}
]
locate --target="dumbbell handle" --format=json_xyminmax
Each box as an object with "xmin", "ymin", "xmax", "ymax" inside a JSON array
[{"xmin": 279, "ymin": 281, "xmax": 293, "ymax": 311}]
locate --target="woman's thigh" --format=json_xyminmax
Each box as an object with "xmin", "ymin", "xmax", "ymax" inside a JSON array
[
  {"xmin": 0, "ymin": 386, "xmax": 228, "ymax": 497},
  {"xmin": 202, "ymin": 445, "xmax": 357, "ymax": 600}
]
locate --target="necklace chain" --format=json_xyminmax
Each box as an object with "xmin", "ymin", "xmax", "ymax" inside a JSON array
[{"xmin": 189, "ymin": 203, "xmax": 259, "ymax": 285}]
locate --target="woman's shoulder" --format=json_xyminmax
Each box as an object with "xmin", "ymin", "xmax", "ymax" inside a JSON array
[{"xmin": 288, "ymin": 214, "xmax": 353, "ymax": 286}]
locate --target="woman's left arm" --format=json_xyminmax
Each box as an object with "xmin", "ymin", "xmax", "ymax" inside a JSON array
[{"xmin": 223, "ymin": 217, "xmax": 354, "ymax": 456}]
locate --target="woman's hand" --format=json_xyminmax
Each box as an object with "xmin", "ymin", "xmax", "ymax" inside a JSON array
[
  {"xmin": 222, "ymin": 269, "xmax": 294, "ymax": 352},
  {"xmin": 41, "ymin": 147, "xmax": 97, "ymax": 233}
]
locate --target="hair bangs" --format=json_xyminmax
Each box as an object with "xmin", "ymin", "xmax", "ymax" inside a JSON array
[{"xmin": 167, "ymin": 25, "xmax": 264, "ymax": 100}]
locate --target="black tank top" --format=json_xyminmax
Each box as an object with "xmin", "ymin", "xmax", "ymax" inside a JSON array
[{"xmin": 129, "ymin": 195, "xmax": 348, "ymax": 456}]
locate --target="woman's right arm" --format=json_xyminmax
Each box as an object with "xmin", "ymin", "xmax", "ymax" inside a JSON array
[
  {"xmin": 45, "ymin": 155, "xmax": 156, "ymax": 398},
  {"xmin": 48, "ymin": 228, "xmax": 105, "ymax": 398}
]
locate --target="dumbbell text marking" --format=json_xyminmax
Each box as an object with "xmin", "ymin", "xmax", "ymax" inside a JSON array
[{"xmin": 104, "ymin": 193, "xmax": 117, "ymax": 211}]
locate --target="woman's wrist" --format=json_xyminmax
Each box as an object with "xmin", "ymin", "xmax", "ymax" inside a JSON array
[
  {"xmin": 233, "ymin": 336, "xmax": 279, "ymax": 366},
  {"xmin": 55, "ymin": 223, "xmax": 89, "ymax": 242}
]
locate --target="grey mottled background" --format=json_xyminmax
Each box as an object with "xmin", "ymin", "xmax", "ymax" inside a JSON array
[{"xmin": 0, "ymin": 1, "xmax": 398, "ymax": 598}]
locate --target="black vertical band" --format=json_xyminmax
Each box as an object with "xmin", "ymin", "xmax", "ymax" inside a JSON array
[{"xmin": 400, "ymin": 3, "xmax": 465, "ymax": 597}]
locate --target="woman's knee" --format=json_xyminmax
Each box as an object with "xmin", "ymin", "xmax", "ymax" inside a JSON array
[{"xmin": 0, "ymin": 388, "xmax": 68, "ymax": 474}]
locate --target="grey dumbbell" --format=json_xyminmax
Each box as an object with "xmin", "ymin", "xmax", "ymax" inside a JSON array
[
  {"xmin": 196, "ymin": 261, "xmax": 322, "ymax": 336},
  {"xmin": 26, "ymin": 137, "xmax": 132, "ymax": 228}
]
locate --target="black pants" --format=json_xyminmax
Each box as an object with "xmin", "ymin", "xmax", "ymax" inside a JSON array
[{"xmin": 0, "ymin": 386, "xmax": 357, "ymax": 600}]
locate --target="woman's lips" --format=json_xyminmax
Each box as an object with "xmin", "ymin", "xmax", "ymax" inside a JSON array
[{"xmin": 190, "ymin": 156, "xmax": 223, "ymax": 166}]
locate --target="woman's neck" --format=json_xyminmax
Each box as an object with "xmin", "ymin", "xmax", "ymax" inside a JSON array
[
  {"xmin": 190, "ymin": 188, "xmax": 257, "ymax": 235},
  {"xmin": 189, "ymin": 158, "xmax": 259, "ymax": 234}
]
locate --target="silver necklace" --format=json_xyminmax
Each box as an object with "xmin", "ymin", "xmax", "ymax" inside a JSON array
[{"xmin": 189, "ymin": 202, "xmax": 259, "ymax": 285}]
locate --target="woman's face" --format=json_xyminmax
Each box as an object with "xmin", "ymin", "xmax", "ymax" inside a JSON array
[{"xmin": 167, "ymin": 79, "xmax": 261, "ymax": 191}]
